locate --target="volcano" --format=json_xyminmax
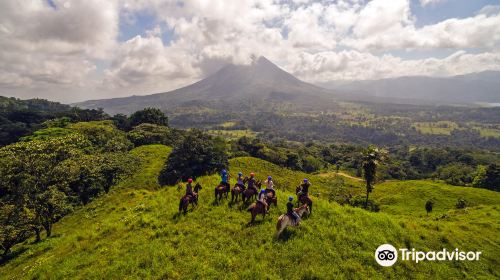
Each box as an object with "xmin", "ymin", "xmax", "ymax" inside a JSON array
[{"xmin": 76, "ymin": 57, "xmax": 335, "ymax": 115}]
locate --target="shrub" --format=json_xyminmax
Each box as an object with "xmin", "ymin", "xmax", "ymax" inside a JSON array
[{"xmin": 456, "ymin": 198, "xmax": 468, "ymax": 209}]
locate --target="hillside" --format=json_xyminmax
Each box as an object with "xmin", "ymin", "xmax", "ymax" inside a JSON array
[
  {"xmin": 1, "ymin": 145, "xmax": 499, "ymax": 279},
  {"xmin": 74, "ymin": 57, "xmax": 336, "ymax": 115}
]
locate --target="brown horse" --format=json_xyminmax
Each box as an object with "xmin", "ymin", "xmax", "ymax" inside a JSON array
[
  {"xmin": 276, "ymin": 204, "xmax": 310, "ymax": 238},
  {"xmin": 247, "ymin": 200, "xmax": 268, "ymax": 223},
  {"xmin": 215, "ymin": 182, "xmax": 230, "ymax": 203},
  {"xmin": 231, "ymin": 177, "xmax": 248, "ymax": 203},
  {"xmin": 179, "ymin": 183, "xmax": 202, "ymax": 214},
  {"xmin": 296, "ymin": 185, "xmax": 313, "ymax": 213},
  {"xmin": 265, "ymin": 191, "xmax": 277, "ymax": 208},
  {"xmin": 242, "ymin": 180, "xmax": 261, "ymax": 203}
]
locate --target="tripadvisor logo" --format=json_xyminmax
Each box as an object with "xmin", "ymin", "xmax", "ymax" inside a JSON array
[{"xmin": 375, "ymin": 244, "xmax": 482, "ymax": 267}]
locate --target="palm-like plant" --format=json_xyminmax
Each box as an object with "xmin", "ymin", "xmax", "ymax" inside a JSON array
[{"xmin": 361, "ymin": 146, "xmax": 386, "ymax": 209}]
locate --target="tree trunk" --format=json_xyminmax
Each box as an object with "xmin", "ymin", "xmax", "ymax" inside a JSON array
[
  {"xmin": 364, "ymin": 187, "xmax": 370, "ymax": 209},
  {"xmin": 43, "ymin": 222, "xmax": 52, "ymax": 237},
  {"xmin": 34, "ymin": 227, "xmax": 41, "ymax": 242}
]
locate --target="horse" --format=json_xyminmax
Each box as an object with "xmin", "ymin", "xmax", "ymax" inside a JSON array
[
  {"xmin": 276, "ymin": 204, "xmax": 310, "ymax": 238},
  {"xmin": 214, "ymin": 182, "xmax": 231, "ymax": 203},
  {"xmin": 231, "ymin": 177, "xmax": 248, "ymax": 203},
  {"xmin": 247, "ymin": 200, "xmax": 268, "ymax": 223},
  {"xmin": 242, "ymin": 180, "xmax": 261, "ymax": 203},
  {"xmin": 296, "ymin": 185, "xmax": 313, "ymax": 214},
  {"xmin": 179, "ymin": 183, "xmax": 202, "ymax": 214},
  {"xmin": 265, "ymin": 191, "xmax": 277, "ymax": 208}
]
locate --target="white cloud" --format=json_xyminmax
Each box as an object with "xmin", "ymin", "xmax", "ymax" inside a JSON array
[
  {"xmin": 420, "ymin": 0, "xmax": 447, "ymax": 7},
  {"xmin": 1, "ymin": 0, "xmax": 500, "ymax": 102}
]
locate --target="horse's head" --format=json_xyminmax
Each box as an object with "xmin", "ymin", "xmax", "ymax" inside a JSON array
[
  {"xmin": 194, "ymin": 183, "xmax": 202, "ymax": 192},
  {"xmin": 255, "ymin": 180, "xmax": 262, "ymax": 188}
]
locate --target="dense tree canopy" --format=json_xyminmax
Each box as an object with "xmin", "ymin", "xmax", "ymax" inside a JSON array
[
  {"xmin": 158, "ymin": 130, "xmax": 227, "ymax": 185},
  {"xmin": 129, "ymin": 108, "xmax": 169, "ymax": 127}
]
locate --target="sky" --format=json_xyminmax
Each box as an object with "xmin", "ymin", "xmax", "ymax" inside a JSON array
[{"xmin": 0, "ymin": 0, "xmax": 499, "ymax": 103}]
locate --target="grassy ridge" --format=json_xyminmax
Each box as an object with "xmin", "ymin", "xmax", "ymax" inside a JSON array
[{"xmin": 1, "ymin": 146, "xmax": 499, "ymax": 279}]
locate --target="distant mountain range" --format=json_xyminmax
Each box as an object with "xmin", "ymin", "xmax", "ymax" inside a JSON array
[
  {"xmin": 76, "ymin": 57, "xmax": 500, "ymax": 115},
  {"xmin": 76, "ymin": 57, "xmax": 336, "ymax": 115},
  {"xmin": 318, "ymin": 71, "xmax": 500, "ymax": 106}
]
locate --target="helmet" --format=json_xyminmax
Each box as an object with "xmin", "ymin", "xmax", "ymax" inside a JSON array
[
  {"xmin": 288, "ymin": 196, "xmax": 293, "ymax": 201},
  {"xmin": 222, "ymin": 169, "xmax": 227, "ymax": 174},
  {"xmin": 238, "ymin": 172, "xmax": 242, "ymax": 176},
  {"xmin": 188, "ymin": 178, "xmax": 193, "ymax": 183},
  {"xmin": 303, "ymin": 178, "xmax": 308, "ymax": 183},
  {"xmin": 268, "ymin": 176, "xmax": 272, "ymax": 180},
  {"xmin": 260, "ymin": 189, "xmax": 266, "ymax": 193},
  {"xmin": 250, "ymin": 172, "xmax": 255, "ymax": 177}
]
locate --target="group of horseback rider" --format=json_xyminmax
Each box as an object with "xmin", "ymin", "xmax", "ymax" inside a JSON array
[{"xmin": 181, "ymin": 169, "xmax": 312, "ymax": 225}]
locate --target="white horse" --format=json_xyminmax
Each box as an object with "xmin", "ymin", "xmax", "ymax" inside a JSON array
[{"xmin": 276, "ymin": 204, "xmax": 310, "ymax": 238}]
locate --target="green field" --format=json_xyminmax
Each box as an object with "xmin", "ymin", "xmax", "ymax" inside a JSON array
[{"xmin": 1, "ymin": 145, "xmax": 499, "ymax": 279}]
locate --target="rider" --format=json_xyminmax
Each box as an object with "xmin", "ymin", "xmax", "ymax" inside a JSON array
[
  {"xmin": 265, "ymin": 176, "xmax": 276, "ymax": 197},
  {"xmin": 185, "ymin": 178, "xmax": 195, "ymax": 198},
  {"xmin": 247, "ymin": 172, "xmax": 257, "ymax": 192},
  {"xmin": 220, "ymin": 169, "xmax": 230, "ymax": 190},
  {"xmin": 236, "ymin": 172, "xmax": 245, "ymax": 191},
  {"xmin": 258, "ymin": 188, "xmax": 268, "ymax": 212},
  {"xmin": 298, "ymin": 178, "xmax": 310, "ymax": 198},
  {"xmin": 287, "ymin": 196, "xmax": 300, "ymax": 225}
]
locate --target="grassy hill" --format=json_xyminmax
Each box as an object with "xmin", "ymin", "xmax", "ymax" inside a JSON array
[{"xmin": 1, "ymin": 145, "xmax": 499, "ymax": 279}]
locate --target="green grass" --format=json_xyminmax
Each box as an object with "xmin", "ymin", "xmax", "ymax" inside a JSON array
[{"xmin": 1, "ymin": 146, "xmax": 499, "ymax": 279}]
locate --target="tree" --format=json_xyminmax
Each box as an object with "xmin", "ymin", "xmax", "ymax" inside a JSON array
[
  {"xmin": 472, "ymin": 164, "xmax": 500, "ymax": 192},
  {"xmin": 425, "ymin": 200, "xmax": 434, "ymax": 216},
  {"xmin": 0, "ymin": 204, "xmax": 34, "ymax": 257},
  {"xmin": 68, "ymin": 121, "xmax": 132, "ymax": 152},
  {"xmin": 158, "ymin": 130, "xmax": 227, "ymax": 185},
  {"xmin": 127, "ymin": 123, "xmax": 179, "ymax": 147},
  {"xmin": 361, "ymin": 146, "xmax": 386, "ymax": 209},
  {"xmin": 129, "ymin": 108, "xmax": 168, "ymax": 127},
  {"xmin": 111, "ymin": 114, "xmax": 131, "ymax": 131},
  {"xmin": 456, "ymin": 198, "xmax": 468, "ymax": 209}
]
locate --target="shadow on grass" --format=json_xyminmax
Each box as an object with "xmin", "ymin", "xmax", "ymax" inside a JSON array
[
  {"xmin": 0, "ymin": 247, "xmax": 28, "ymax": 266},
  {"xmin": 276, "ymin": 230, "xmax": 295, "ymax": 242}
]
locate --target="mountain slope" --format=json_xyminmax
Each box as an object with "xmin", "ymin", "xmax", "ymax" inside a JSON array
[
  {"xmin": 76, "ymin": 57, "xmax": 336, "ymax": 115},
  {"xmin": 319, "ymin": 71, "xmax": 500, "ymax": 105},
  {"xmin": 1, "ymin": 145, "xmax": 499, "ymax": 279}
]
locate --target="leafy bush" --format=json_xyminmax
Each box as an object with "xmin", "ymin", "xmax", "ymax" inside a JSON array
[
  {"xmin": 456, "ymin": 198, "xmax": 468, "ymax": 209},
  {"xmin": 158, "ymin": 130, "xmax": 227, "ymax": 185}
]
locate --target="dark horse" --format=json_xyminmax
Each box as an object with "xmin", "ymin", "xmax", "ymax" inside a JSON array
[
  {"xmin": 215, "ymin": 182, "xmax": 231, "ymax": 203},
  {"xmin": 242, "ymin": 180, "xmax": 261, "ymax": 203},
  {"xmin": 231, "ymin": 177, "xmax": 249, "ymax": 203},
  {"xmin": 179, "ymin": 183, "xmax": 202, "ymax": 214},
  {"xmin": 247, "ymin": 200, "xmax": 267, "ymax": 223},
  {"xmin": 265, "ymin": 190, "xmax": 277, "ymax": 208},
  {"xmin": 295, "ymin": 185, "xmax": 313, "ymax": 213}
]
